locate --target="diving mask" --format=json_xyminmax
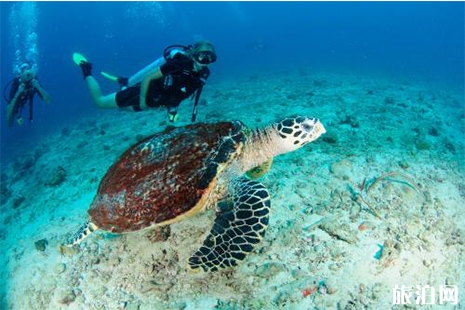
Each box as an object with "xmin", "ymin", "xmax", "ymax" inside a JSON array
[
  {"xmin": 19, "ymin": 63, "xmax": 34, "ymax": 82},
  {"xmin": 193, "ymin": 50, "xmax": 217, "ymax": 65}
]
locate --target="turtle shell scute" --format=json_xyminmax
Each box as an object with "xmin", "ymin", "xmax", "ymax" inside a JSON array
[{"xmin": 88, "ymin": 121, "xmax": 246, "ymax": 233}]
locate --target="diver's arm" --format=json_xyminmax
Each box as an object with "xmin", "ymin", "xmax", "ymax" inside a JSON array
[
  {"xmin": 6, "ymin": 103, "xmax": 16, "ymax": 128},
  {"xmin": 32, "ymin": 79, "xmax": 51, "ymax": 103},
  {"xmin": 6, "ymin": 84, "xmax": 25, "ymax": 127},
  {"xmin": 139, "ymin": 69, "xmax": 163, "ymax": 110}
]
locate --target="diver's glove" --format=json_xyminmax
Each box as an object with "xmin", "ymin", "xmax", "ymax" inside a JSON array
[
  {"xmin": 167, "ymin": 106, "xmax": 179, "ymax": 123},
  {"xmin": 168, "ymin": 111, "xmax": 179, "ymax": 123}
]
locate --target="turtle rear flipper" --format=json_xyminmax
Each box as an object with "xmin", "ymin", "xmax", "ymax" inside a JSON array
[{"xmin": 189, "ymin": 178, "xmax": 270, "ymax": 271}]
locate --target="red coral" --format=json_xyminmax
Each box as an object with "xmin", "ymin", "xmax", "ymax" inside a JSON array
[{"xmin": 302, "ymin": 286, "xmax": 317, "ymax": 297}]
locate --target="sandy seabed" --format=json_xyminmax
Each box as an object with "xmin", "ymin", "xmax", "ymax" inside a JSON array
[{"xmin": 1, "ymin": 69, "xmax": 464, "ymax": 309}]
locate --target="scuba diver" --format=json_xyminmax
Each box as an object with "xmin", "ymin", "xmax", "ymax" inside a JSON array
[
  {"xmin": 5, "ymin": 62, "xmax": 51, "ymax": 128},
  {"xmin": 73, "ymin": 41, "xmax": 217, "ymax": 122}
]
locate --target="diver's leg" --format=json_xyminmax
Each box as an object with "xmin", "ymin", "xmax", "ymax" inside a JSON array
[
  {"xmin": 29, "ymin": 97, "xmax": 33, "ymax": 122},
  {"xmin": 84, "ymin": 76, "xmax": 118, "ymax": 109},
  {"xmin": 76, "ymin": 58, "xmax": 118, "ymax": 109},
  {"xmin": 6, "ymin": 99, "xmax": 23, "ymax": 128}
]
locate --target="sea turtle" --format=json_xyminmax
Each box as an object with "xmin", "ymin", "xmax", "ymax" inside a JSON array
[{"xmin": 61, "ymin": 116, "xmax": 325, "ymax": 271}]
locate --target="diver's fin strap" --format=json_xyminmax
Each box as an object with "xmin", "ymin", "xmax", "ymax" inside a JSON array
[{"xmin": 189, "ymin": 178, "xmax": 270, "ymax": 271}]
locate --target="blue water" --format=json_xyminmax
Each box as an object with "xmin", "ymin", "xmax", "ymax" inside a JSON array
[
  {"xmin": 1, "ymin": 2, "xmax": 463, "ymax": 162},
  {"xmin": 0, "ymin": 1, "xmax": 463, "ymax": 155}
]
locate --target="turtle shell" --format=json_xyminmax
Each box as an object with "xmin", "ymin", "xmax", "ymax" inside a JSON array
[{"xmin": 88, "ymin": 121, "xmax": 246, "ymax": 233}]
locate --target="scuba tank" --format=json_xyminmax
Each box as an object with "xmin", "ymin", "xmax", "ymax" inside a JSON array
[
  {"xmin": 100, "ymin": 44, "xmax": 203, "ymax": 123},
  {"xmin": 126, "ymin": 58, "xmax": 165, "ymax": 87},
  {"xmin": 125, "ymin": 45, "xmax": 191, "ymax": 87}
]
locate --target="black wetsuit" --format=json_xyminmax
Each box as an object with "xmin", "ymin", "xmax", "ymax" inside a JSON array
[
  {"xmin": 8, "ymin": 77, "xmax": 43, "ymax": 122},
  {"xmin": 115, "ymin": 57, "xmax": 209, "ymax": 111}
]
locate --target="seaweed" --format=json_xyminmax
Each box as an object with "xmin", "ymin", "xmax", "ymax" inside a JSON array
[
  {"xmin": 355, "ymin": 193, "xmax": 381, "ymax": 219},
  {"xmin": 366, "ymin": 172, "xmax": 422, "ymax": 195},
  {"xmin": 353, "ymin": 172, "xmax": 424, "ymax": 219}
]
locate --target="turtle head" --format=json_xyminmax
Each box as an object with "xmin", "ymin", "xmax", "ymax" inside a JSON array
[{"xmin": 274, "ymin": 116, "xmax": 326, "ymax": 152}]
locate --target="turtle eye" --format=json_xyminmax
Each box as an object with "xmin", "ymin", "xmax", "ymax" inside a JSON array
[{"xmin": 302, "ymin": 123, "xmax": 314, "ymax": 132}]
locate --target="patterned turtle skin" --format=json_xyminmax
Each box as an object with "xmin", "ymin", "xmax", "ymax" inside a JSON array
[
  {"xmin": 89, "ymin": 121, "xmax": 245, "ymax": 233},
  {"xmin": 62, "ymin": 116, "xmax": 326, "ymax": 271}
]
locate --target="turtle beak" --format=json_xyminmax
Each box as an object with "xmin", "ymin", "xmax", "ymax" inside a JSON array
[{"xmin": 314, "ymin": 119, "xmax": 326, "ymax": 137}]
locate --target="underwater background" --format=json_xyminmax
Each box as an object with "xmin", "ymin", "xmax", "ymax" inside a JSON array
[
  {"xmin": 1, "ymin": 1, "xmax": 463, "ymax": 158},
  {"xmin": 0, "ymin": 2, "xmax": 464, "ymax": 309}
]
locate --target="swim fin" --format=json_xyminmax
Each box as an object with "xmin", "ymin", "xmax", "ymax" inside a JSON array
[
  {"xmin": 101, "ymin": 71, "xmax": 129, "ymax": 88},
  {"xmin": 73, "ymin": 52, "xmax": 92, "ymax": 78},
  {"xmin": 73, "ymin": 53, "xmax": 88, "ymax": 66},
  {"xmin": 101, "ymin": 71, "xmax": 119, "ymax": 83}
]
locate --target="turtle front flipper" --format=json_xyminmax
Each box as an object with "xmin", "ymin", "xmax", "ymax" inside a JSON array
[
  {"xmin": 246, "ymin": 158, "xmax": 273, "ymax": 179},
  {"xmin": 189, "ymin": 178, "xmax": 270, "ymax": 271},
  {"xmin": 59, "ymin": 220, "xmax": 98, "ymax": 255}
]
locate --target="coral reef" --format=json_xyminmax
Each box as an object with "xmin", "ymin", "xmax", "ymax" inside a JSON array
[
  {"xmin": 1, "ymin": 71, "xmax": 464, "ymax": 309},
  {"xmin": 44, "ymin": 166, "xmax": 67, "ymax": 187}
]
